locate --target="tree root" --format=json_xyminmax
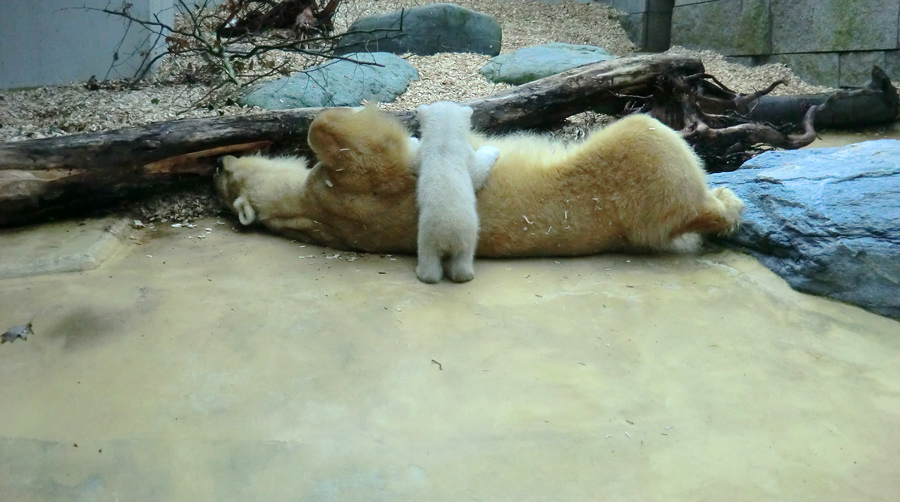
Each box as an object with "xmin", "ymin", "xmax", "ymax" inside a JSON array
[{"xmin": 627, "ymin": 65, "xmax": 899, "ymax": 172}]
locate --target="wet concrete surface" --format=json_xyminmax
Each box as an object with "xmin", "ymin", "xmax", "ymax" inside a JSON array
[{"xmin": 1, "ymin": 216, "xmax": 898, "ymax": 501}]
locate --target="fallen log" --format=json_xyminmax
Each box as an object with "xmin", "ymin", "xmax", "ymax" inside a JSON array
[
  {"xmin": 746, "ymin": 66, "xmax": 900, "ymax": 129},
  {"xmin": 0, "ymin": 54, "xmax": 703, "ymax": 227},
  {"xmin": 2, "ymin": 53, "xmax": 895, "ymax": 227}
]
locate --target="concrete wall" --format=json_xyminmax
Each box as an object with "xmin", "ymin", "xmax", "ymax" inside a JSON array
[
  {"xmin": 600, "ymin": 0, "xmax": 674, "ymax": 52},
  {"xmin": 672, "ymin": 0, "xmax": 900, "ymax": 87},
  {"xmin": 600, "ymin": 0, "xmax": 900, "ymax": 87},
  {"xmin": 0, "ymin": 0, "xmax": 173, "ymax": 89}
]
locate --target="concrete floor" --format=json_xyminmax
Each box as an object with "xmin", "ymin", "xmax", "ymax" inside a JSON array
[{"xmin": 1, "ymin": 216, "xmax": 899, "ymax": 501}]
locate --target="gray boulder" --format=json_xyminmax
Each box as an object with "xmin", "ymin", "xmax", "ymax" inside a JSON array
[
  {"xmin": 241, "ymin": 52, "xmax": 418, "ymax": 109},
  {"xmin": 708, "ymin": 140, "xmax": 900, "ymax": 319},
  {"xmin": 480, "ymin": 43, "xmax": 617, "ymax": 84},
  {"xmin": 333, "ymin": 3, "xmax": 501, "ymax": 57}
]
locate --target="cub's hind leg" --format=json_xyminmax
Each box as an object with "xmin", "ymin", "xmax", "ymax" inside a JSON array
[
  {"xmin": 445, "ymin": 247, "xmax": 476, "ymax": 283},
  {"xmin": 416, "ymin": 230, "xmax": 445, "ymax": 284},
  {"xmin": 416, "ymin": 252, "xmax": 444, "ymax": 284}
]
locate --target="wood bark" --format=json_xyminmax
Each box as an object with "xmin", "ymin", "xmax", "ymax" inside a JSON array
[{"xmin": 0, "ymin": 54, "xmax": 702, "ymax": 227}]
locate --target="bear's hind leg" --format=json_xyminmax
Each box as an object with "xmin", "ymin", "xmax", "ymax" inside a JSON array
[{"xmin": 680, "ymin": 187, "xmax": 745, "ymax": 237}]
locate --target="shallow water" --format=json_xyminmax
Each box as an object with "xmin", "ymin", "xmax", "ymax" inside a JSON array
[{"xmin": 810, "ymin": 120, "xmax": 900, "ymax": 148}]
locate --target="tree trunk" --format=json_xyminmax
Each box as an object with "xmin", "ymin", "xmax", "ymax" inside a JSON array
[{"xmin": 0, "ymin": 54, "xmax": 702, "ymax": 227}]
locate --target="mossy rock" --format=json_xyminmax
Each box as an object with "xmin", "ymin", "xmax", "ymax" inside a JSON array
[
  {"xmin": 334, "ymin": 3, "xmax": 501, "ymax": 57},
  {"xmin": 480, "ymin": 43, "xmax": 616, "ymax": 85},
  {"xmin": 241, "ymin": 52, "xmax": 418, "ymax": 109}
]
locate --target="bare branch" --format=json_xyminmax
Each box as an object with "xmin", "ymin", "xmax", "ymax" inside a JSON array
[{"xmin": 79, "ymin": 0, "xmax": 402, "ymax": 107}]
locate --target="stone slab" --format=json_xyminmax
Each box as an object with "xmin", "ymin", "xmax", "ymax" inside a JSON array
[{"xmin": 0, "ymin": 217, "xmax": 131, "ymax": 279}]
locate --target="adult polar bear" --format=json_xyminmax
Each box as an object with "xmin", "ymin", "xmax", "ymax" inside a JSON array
[{"xmin": 214, "ymin": 106, "xmax": 744, "ymax": 256}]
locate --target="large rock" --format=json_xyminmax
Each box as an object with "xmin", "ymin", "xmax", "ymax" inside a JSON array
[
  {"xmin": 241, "ymin": 53, "xmax": 417, "ymax": 109},
  {"xmin": 708, "ymin": 140, "xmax": 900, "ymax": 319},
  {"xmin": 479, "ymin": 43, "xmax": 616, "ymax": 85},
  {"xmin": 333, "ymin": 3, "xmax": 501, "ymax": 57}
]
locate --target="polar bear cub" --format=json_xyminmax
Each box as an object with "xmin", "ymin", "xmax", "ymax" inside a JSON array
[{"xmin": 414, "ymin": 101, "xmax": 500, "ymax": 283}]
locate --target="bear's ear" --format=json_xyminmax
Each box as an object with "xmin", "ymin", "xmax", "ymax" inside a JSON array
[
  {"xmin": 218, "ymin": 155, "xmax": 238, "ymax": 171},
  {"xmin": 462, "ymin": 106, "xmax": 474, "ymax": 118},
  {"xmin": 233, "ymin": 196, "xmax": 257, "ymax": 225},
  {"xmin": 417, "ymin": 104, "xmax": 429, "ymax": 114}
]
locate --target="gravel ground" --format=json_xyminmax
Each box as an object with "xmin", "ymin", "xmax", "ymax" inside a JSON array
[{"xmin": 0, "ymin": 0, "xmax": 834, "ymax": 143}]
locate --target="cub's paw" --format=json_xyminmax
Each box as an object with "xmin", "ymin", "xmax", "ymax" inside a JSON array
[
  {"xmin": 475, "ymin": 145, "xmax": 500, "ymax": 167},
  {"xmin": 472, "ymin": 145, "xmax": 501, "ymax": 189},
  {"xmin": 446, "ymin": 257, "xmax": 475, "ymax": 283},
  {"xmin": 416, "ymin": 258, "xmax": 443, "ymax": 284}
]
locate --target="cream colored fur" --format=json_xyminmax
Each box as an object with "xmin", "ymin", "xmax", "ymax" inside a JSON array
[
  {"xmin": 214, "ymin": 107, "xmax": 744, "ymax": 257},
  {"xmin": 214, "ymin": 154, "xmax": 311, "ymax": 229},
  {"xmin": 216, "ymin": 106, "xmax": 419, "ymax": 249},
  {"xmin": 414, "ymin": 101, "xmax": 499, "ymax": 283},
  {"xmin": 468, "ymin": 114, "xmax": 744, "ymax": 255}
]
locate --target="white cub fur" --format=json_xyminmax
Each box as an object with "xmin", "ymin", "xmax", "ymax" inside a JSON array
[{"xmin": 415, "ymin": 101, "xmax": 500, "ymax": 283}]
